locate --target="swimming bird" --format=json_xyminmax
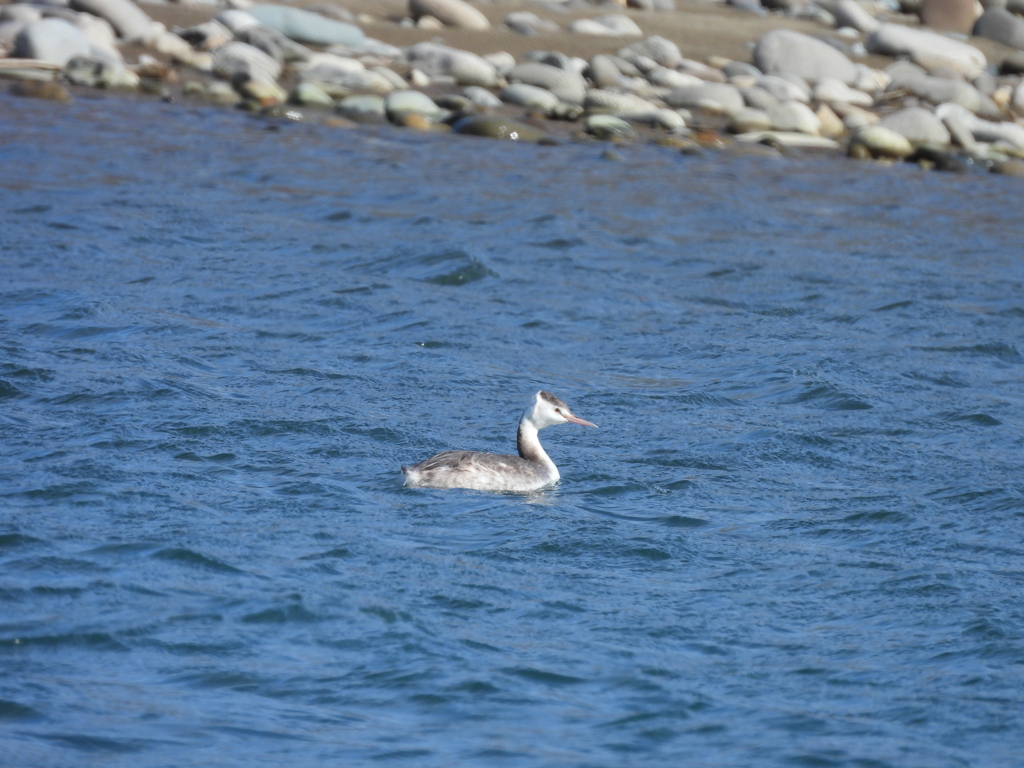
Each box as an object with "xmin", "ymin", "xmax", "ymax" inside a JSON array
[{"xmin": 402, "ymin": 391, "xmax": 597, "ymax": 492}]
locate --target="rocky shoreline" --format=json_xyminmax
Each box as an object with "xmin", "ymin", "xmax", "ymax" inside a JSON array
[{"xmin": 4, "ymin": 0, "xmax": 1024, "ymax": 176}]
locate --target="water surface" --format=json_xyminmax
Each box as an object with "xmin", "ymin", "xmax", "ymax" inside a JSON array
[{"xmin": 1, "ymin": 93, "xmax": 1023, "ymax": 767}]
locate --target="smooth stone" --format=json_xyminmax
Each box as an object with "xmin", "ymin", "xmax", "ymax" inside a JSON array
[
  {"xmin": 867, "ymin": 23, "xmax": 985, "ymax": 75},
  {"xmin": 741, "ymin": 85, "xmax": 779, "ymax": 111},
  {"xmin": 69, "ymin": 0, "xmax": 151, "ymax": 41},
  {"xmin": 851, "ymin": 124, "xmax": 914, "ymax": 158},
  {"xmin": 816, "ymin": 103, "xmax": 845, "ymax": 137},
  {"xmin": 483, "ymin": 51, "xmax": 516, "ymax": 77},
  {"xmin": 833, "ymin": 0, "xmax": 879, "ymax": 33},
  {"xmin": 757, "ymin": 74, "xmax": 809, "ymax": 103},
  {"xmin": 814, "ymin": 77, "xmax": 873, "ymax": 105},
  {"xmin": 212, "ymin": 40, "xmax": 281, "ymax": 83},
  {"xmin": 622, "ymin": 35, "xmax": 683, "ymax": 68},
  {"xmin": 416, "ymin": 15, "xmax": 444, "ymax": 30},
  {"xmin": 235, "ymin": 25, "xmax": 284, "ymax": 64},
  {"xmin": 723, "ymin": 60, "xmax": 762, "ymax": 79},
  {"xmin": 206, "ymin": 80, "xmax": 241, "ymax": 105},
  {"xmin": 941, "ymin": 108, "xmax": 977, "ymax": 150},
  {"xmin": 1014, "ymin": 80, "xmax": 1024, "ymax": 111},
  {"xmin": 291, "ymin": 81, "xmax": 333, "ymax": 106},
  {"xmin": 451, "ymin": 115, "xmax": 549, "ymax": 141},
  {"xmin": 370, "ymin": 66, "xmax": 405, "ymax": 90},
  {"xmin": 646, "ymin": 66, "xmax": 702, "ymax": 89},
  {"xmin": 0, "ymin": 20, "xmax": 27, "ymax": 50},
  {"xmin": 664, "ymin": 83, "xmax": 744, "ymax": 116},
  {"xmin": 505, "ymin": 12, "xmax": 559, "ymax": 35},
  {"xmin": 678, "ymin": 59, "xmax": 726, "ymax": 83},
  {"xmin": 216, "ymin": 10, "xmax": 260, "ymax": 34},
  {"xmin": 0, "ymin": 5, "xmax": 42, "ymax": 23},
  {"xmin": 239, "ymin": 78, "xmax": 285, "ymax": 105},
  {"xmin": 63, "ymin": 53, "xmax": 133, "ymax": 87},
  {"xmin": 853, "ymin": 64, "xmax": 890, "ymax": 93},
  {"xmin": 584, "ymin": 88, "xmax": 659, "ymax": 114},
  {"xmin": 588, "ymin": 54, "xmax": 623, "ymax": 88},
  {"xmin": 336, "ymin": 93, "xmax": 386, "ymax": 122},
  {"xmin": 384, "ymin": 89, "xmax": 440, "ymax": 122},
  {"xmin": 14, "ymin": 18, "xmax": 89, "ymax": 65},
  {"xmin": 991, "ymin": 158, "xmax": 1024, "ymax": 176},
  {"xmin": 462, "ymin": 85, "xmax": 502, "ymax": 108},
  {"xmin": 734, "ymin": 131, "xmax": 840, "ymax": 148},
  {"xmin": 585, "ymin": 113, "xmax": 635, "ymax": 140},
  {"xmin": 307, "ymin": 2, "xmax": 355, "ymax": 22},
  {"xmin": 973, "ymin": 8, "xmax": 1024, "ymax": 49},
  {"xmin": 508, "ymin": 61, "xmax": 586, "ymax": 104},
  {"xmin": 177, "ymin": 20, "xmax": 232, "ymax": 51},
  {"xmin": 919, "ymin": 0, "xmax": 977, "ymax": 32},
  {"xmin": 753, "ymin": 28, "xmax": 859, "ymax": 85},
  {"xmin": 891, "ymin": 73, "xmax": 983, "ymax": 112},
  {"xmin": 406, "ymin": 42, "xmax": 497, "ymax": 87},
  {"xmin": 935, "ymin": 102, "xmax": 1024, "ymax": 148},
  {"xmin": 769, "ymin": 100, "xmax": 822, "ymax": 134},
  {"xmin": 568, "ymin": 14, "xmax": 643, "ymax": 36},
  {"xmin": 879, "ymin": 106, "xmax": 951, "ymax": 144},
  {"xmin": 500, "ymin": 82, "xmax": 560, "ymax": 110},
  {"xmin": 730, "ymin": 107, "xmax": 773, "ymax": 133},
  {"xmin": 10, "ymin": 78, "xmax": 71, "ymax": 100},
  {"xmin": 245, "ymin": 4, "xmax": 362, "ymax": 46},
  {"xmin": 409, "ymin": 0, "xmax": 490, "ymax": 30}
]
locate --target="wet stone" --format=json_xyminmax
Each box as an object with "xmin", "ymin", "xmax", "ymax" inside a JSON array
[{"xmin": 451, "ymin": 114, "xmax": 549, "ymax": 141}]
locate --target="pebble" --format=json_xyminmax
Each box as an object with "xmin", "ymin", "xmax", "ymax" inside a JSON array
[
  {"xmin": 832, "ymin": 0, "xmax": 879, "ymax": 34},
  {"xmin": 646, "ymin": 66, "xmax": 702, "ymax": 89},
  {"xmin": 585, "ymin": 113, "xmax": 635, "ymax": 140},
  {"xmin": 568, "ymin": 14, "xmax": 642, "ymax": 36},
  {"xmin": 384, "ymin": 89, "xmax": 440, "ymax": 123},
  {"xmin": 177, "ymin": 20, "xmax": 233, "ymax": 52},
  {"xmin": 935, "ymin": 102, "xmax": 1024, "ymax": 149},
  {"xmin": 973, "ymin": 8, "xmax": 1024, "ymax": 50},
  {"xmin": 500, "ymin": 82, "xmax": 560, "ymax": 110},
  {"xmin": 919, "ymin": 0, "xmax": 977, "ymax": 33},
  {"xmin": 216, "ymin": 10, "xmax": 260, "ymax": 35},
  {"xmin": 64, "ymin": 53, "xmax": 136, "ymax": 88},
  {"xmin": 878, "ymin": 107, "xmax": 951, "ymax": 145},
  {"xmin": 505, "ymin": 12, "xmax": 559, "ymax": 36},
  {"xmin": 290, "ymin": 80, "xmax": 333, "ymax": 107},
  {"xmin": 406, "ymin": 42, "xmax": 498, "ymax": 87},
  {"xmin": 508, "ymin": 61, "xmax": 586, "ymax": 104},
  {"xmin": 206, "ymin": 80, "xmax": 241, "ymax": 105},
  {"xmin": 769, "ymin": 100, "xmax": 822, "ymax": 134},
  {"xmin": 814, "ymin": 77, "xmax": 873, "ymax": 106},
  {"xmin": 212, "ymin": 41, "xmax": 282, "ymax": 84},
  {"xmin": 815, "ymin": 103, "xmax": 845, "ymax": 137},
  {"xmin": 867, "ymin": 23, "xmax": 986, "ymax": 75},
  {"xmin": 409, "ymin": 0, "xmax": 490, "ymax": 30},
  {"xmin": 240, "ymin": 77, "xmax": 285, "ymax": 105},
  {"xmin": 664, "ymin": 83, "xmax": 744, "ymax": 116},
  {"xmin": 991, "ymin": 158, "xmax": 1024, "ymax": 177},
  {"xmin": 70, "ymin": 0, "xmax": 152, "ymax": 42},
  {"xmin": 450, "ymin": 114, "xmax": 549, "ymax": 141},
  {"xmin": 753, "ymin": 28, "xmax": 859, "ymax": 85},
  {"xmin": 14, "ymin": 18, "xmax": 89, "ymax": 66},
  {"xmin": 246, "ymin": 4, "xmax": 362, "ymax": 46},
  {"xmin": 734, "ymin": 131, "xmax": 840, "ymax": 149},
  {"xmin": 730, "ymin": 106, "xmax": 773, "ymax": 133},
  {"xmin": 741, "ymin": 85, "xmax": 780, "ymax": 111},
  {"xmin": 462, "ymin": 85, "xmax": 501, "ymax": 108},
  {"xmin": 588, "ymin": 54, "xmax": 623, "ymax": 88},
  {"xmin": 10, "ymin": 77, "xmax": 71, "ymax": 101},
  {"xmin": 336, "ymin": 93, "xmax": 386, "ymax": 123},
  {"xmin": 622, "ymin": 35, "xmax": 683, "ymax": 68},
  {"xmin": 757, "ymin": 74, "xmax": 809, "ymax": 103},
  {"xmin": 850, "ymin": 124, "xmax": 914, "ymax": 158}
]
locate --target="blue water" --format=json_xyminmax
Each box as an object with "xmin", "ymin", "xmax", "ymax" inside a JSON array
[{"xmin": 2, "ymin": 92, "xmax": 1023, "ymax": 767}]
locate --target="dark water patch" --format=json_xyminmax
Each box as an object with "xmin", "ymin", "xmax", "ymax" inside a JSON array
[
  {"xmin": 0, "ymin": 699, "xmax": 42, "ymax": 720},
  {"xmin": 0, "ymin": 533, "xmax": 43, "ymax": 549},
  {"xmin": 39, "ymin": 733, "xmax": 151, "ymax": 753},
  {"xmin": 151, "ymin": 548, "xmax": 244, "ymax": 574},
  {"xmin": 939, "ymin": 411, "xmax": 1001, "ymax": 426},
  {"xmin": 913, "ymin": 342, "xmax": 1021, "ymax": 362},
  {"xmin": 10, "ymin": 632, "xmax": 128, "ymax": 652},
  {"xmin": 241, "ymin": 604, "xmax": 322, "ymax": 624},
  {"xmin": 507, "ymin": 667, "xmax": 586, "ymax": 686},
  {"xmin": 790, "ymin": 383, "xmax": 872, "ymax": 411}
]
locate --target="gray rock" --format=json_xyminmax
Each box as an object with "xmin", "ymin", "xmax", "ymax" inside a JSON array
[
  {"xmin": 919, "ymin": 0, "xmax": 977, "ymax": 32},
  {"xmin": 722, "ymin": 60, "xmax": 762, "ymax": 78},
  {"xmin": 1, "ymin": 5, "xmax": 42, "ymax": 23},
  {"xmin": 972, "ymin": 72, "xmax": 996, "ymax": 96},
  {"xmin": 451, "ymin": 115, "xmax": 549, "ymax": 141},
  {"xmin": 890, "ymin": 73, "xmax": 983, "ymax": 112},
  {"xmin": 406, "ymin": 42, "xmax": 498, "ymax": 87},
  {"xmin": 299, "ymin": 57, "xmax": 395, "ymax": 95},
  {"xmin": 851, "ymin": 124, "xmax": 914, "ymax": 157},
  {"xmin": 306, "ymin": 2, "xmax": 355, "ymax": 22},
  {"xmin": 734, "ymin": 131, "xmax": 840, "ymax": 148},
  {"xmin": 384, "ymin": 89, "xmax": 440, "ymax": 122},
  {"xmin": 246, "ymin": 4, "xmax": 363, "ymax": 46},
  {"xmin": 646, "ymin": 66, "xmax": 702, "ymax": 89},
  {"xmin": 769, "ymin": 100, "xmax": 822, "ymax": 133},
  {"xmin": 216, "ymin": 10, "xmax": 260, "ymax": 35},
  {"xmin": 568, "ymin": 14, "xmax": 643, "ymax": 36},
  {"xmin": 409, "ymin": 0, "xmax": 490, "ymax": 30},
  {"xmin": 757, "ymin": 74, "xmax": 809, "ymax": 102},
  {"xmin": 973, "ymin": 8, "xmax": 1024, "ymax": 49},
  {"xmin": 63, "ymin": 53, "xmax": 133, "ymax": 87},
  {"xmin": 462, "ymin": 85, "xmax": 502, "ymax": 108},
  {"xmin": 14, "ymin": 18, "xmax": 89, "ymax": 65},
  {"xmin": 0, "ymin": 20, "xmax": 26, "ymax": 50},
  {"xmin": 69, "ymin": 0, "xmax": 151, "ymax": 41},
  {"xmin": 940, "ymin": 108, "xmax": 977, "ymax": 150},
  {"xmin": 879, "ymin": 107, "xmax": 951, "ymax": 144},
  {"xmin": 833, "ymin": 0, "xmax": 880, "ymax": 33},
  {"xmin": 730, "ymin": 107, "xmax": 773, "ymax": 133},
  {"xmin": 500, "ymin": 83, "xmax": 560, "ymax": 110},
  {"xmin": 587, "ymin": 54, "xmax": 623, "ymax": 88},
  {"xmin": 664, "ymin": 82, "xmax": 744, "ymax": 115},
  {"xmin": 336, "ymin": 94, "xmax": 386, "ymax": 122},
  {"xmin": 177, "ymin": 20, "xmax": 233, "ymax": 51},
  {"xmin": 584, "ymin": 88, "xmax": 660, "ymax": 114},
  {"xmin": 867, "ymin": 22, "xmax": 986, "ymax": 75},
  {"xmin": 505, "ymin": 11, "xmax": 559, "ymax": 35},
  {"xmin": 621, "ymin": 35, "xmax": 682, "ymax": 68},
  {"xmin": 212, "ymin": 40, "xmax": 282, "ymax": 83},
  {"xmin": 585, "ymin": 114, "xmax": 635, "ymax": 140},
  {"xmin": 753, "ymin": 28, "xmax": 859, "ymax": 84},
  {"xmin": 508, "ymin": 61, "xmax": 586, "ymax": 104},
  {"xmin": 814, "ymin": 77, "xmax": 874, "ymax": 105},
  {"xmin": 235, "ymin": 25, "xmax": 285, "ymax": 64},
  {"xmin": 935, "ymin": 102, "xmax": 1024, "ymax": 148},
  {"xmin": 740, "ymin": 85, "xmax": 780, "ymax": 111},
  {"xmin": 291, "ymin": 81, "xmax": 334, "ymax": 107},
  {"xmin": 370, "ymin": 66, "xmax": 406, "ymax": 90}
]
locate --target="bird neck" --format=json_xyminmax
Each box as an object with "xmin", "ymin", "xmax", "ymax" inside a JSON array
[{"xmin": 517, "ymin": 417, "xmax": 556, "ymax": 472}]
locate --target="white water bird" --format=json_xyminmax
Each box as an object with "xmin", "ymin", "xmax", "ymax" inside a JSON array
[{"xmin": 402, "ymin": 391, "xmax": 597, "ymax": 492}]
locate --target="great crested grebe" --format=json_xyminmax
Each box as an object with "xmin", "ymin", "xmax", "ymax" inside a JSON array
[{"xmin": 402, "ymin": 391, "xmax": 597, "ymax": 492}]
